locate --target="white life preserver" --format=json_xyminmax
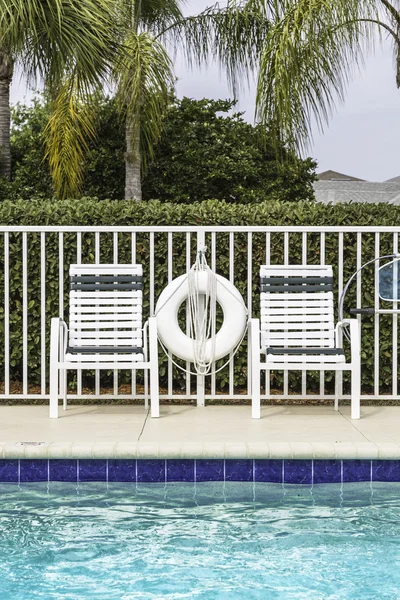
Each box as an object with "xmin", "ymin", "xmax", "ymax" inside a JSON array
[{"xmin": 155, "ymin": 272, "xmax": 247, "ymax": 363}]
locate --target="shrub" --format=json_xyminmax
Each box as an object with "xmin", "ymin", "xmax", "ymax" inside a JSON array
[{"xmin": 2, "ymin": 96, "xmax": 317, "ymax": 203}]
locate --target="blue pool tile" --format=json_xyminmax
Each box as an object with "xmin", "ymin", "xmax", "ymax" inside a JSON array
[
  {"xmin": 313, "ymin": 460, "xmax": 342, "ymax": 484},
  {"xmin": 284, "ymin": 460, "xmax": 312, "ymax": 485},
  {"xmin": 196, "ymin": 460, "xmax": 224, "ymax": 482},
  {"xmin": 342, "ymin": 460, "xmax": 371, "ymax": 483},
  {"xmin": 108, "ymin": 460, "xmax": 137, "ymax": 482},
  {"xmin": 254, "ymin": 460, "xmax": 283, "ymax": 483},
  {"xmin": 0, "ymin": 460, "xmax": 19, "ymax": 482},
  {"xmin": 20, "ymin": 460, "xmax": 48, "ymax": 482},
  {"xmin": 137, "ymin": 460, "xmax": 166, "ymax": 483},
  {"xmin": 49, "ymin": 460, "xmax": 77, "ymax": 482},
  {"xmin": 372, "ymin": 460, "xmax": 400, "ymax": 482},
  {"xmin": 225, "ymin": 460, "xmax": 253, "ymax": 482},
  {"xmin": 167, "ymin": 460, "xmax": 195, "ymax": 482},
  {"xmin": 78, "ymin": 460, "xmax": 107, "ymax": 482}
]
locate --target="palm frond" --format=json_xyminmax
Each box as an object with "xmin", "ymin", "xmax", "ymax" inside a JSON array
[
  {"xmin": 44, "ymin": 79, "xmax": 98, "ymax": 198},
  {"xmin": 135, "ymin": 0, "xmax": 186, "ymax": 33},
  {"xmin": 0, "ymin": 0, "xmax": 116, "ymax": 92},
  {"xmin": 255, "ymin": 0, "xmax": 378, "ymax": 152},
  {"xmin": 115, "ymin": 31, "xmax": 174, "ymax": 170},
  {"xmin": 164, "ymin": 0, "xmax": 271, "ymax": 95}
]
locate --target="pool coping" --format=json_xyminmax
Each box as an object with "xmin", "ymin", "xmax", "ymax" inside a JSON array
[{"xmin": 2, "ymin": 441, "xmax": 400, "ymax": 460}]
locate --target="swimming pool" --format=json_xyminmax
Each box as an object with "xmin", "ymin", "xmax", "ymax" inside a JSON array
[{"xmin": 1, "ymin": 481, "xmax": 400, "ymax": 599}]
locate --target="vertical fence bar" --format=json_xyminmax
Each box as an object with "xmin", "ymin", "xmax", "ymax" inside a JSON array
[
  {"xmin": 338, "ymin": 232, "xmax": 344, "ymax": 399},
  {"xmin": 76, "ymin": 233, "xmax": 82, "ymax": 397},
  {"xmin": 302, "ymin": 232, "xmax": 307, "ymax": 396},
  {"xmin": 266, "ymin": 232, "xmax": 271, "ymax": 266},
  {"xmin": 113, "ymin": 232, "xmax": 118, "ymax": 396},
  {"xmin": 95, "ymin": 231, "xmax": 100, "ymax": 397},
  {"xmin": 229, "ymin": 232, "xmax": 234, "ymax": 397},
  {"xmin": 283, "ymin": 232, "xmax": 289, "ymax": 398},
  {"xmin": 211, "ymin": 232, "xmax": 216, "ymax": 397},
  {"xmin": 149, "ymin": 231, "xmax": 156, "ymax": 404},
  {"xmin": 59, "ymin": 233, "xmax": 64, "ymax": 319},
  {"xmin": 167, "ymin": 233, "xmax": 173, "ymax": 397},
  {"xmin": 131, "ymin": 232, "xmax": 136, "ymax": 397},
  {"xmin": 4, "ymin": 233, "xmax": 9, "ymax": 396},
  {"xmin": 58, "ymin": 232, "xmax": 64, "ymax": 402},
  {"xmin": 320, "ymin": 232, "xmax": 326, "ymax": 397},
  {"xmin": 186, "ymin": 233, "xmax": 191, "ymax": 396},
  {"xmin": 247, "ymin": 233, "xmax": 253, "ymax": 319},
  {"xmin": 196, "ymin": 231, "xmax": 205, "ymax": 407},
  {"xmin": 149, "ymin": 232, "xmax": 155, "ymax": 317},
  {"xmin": 356, "ymin": 232, "xmax": 362, "ymax": 353},
  {"xmin": 374, "ymin": 233, "xmax": 380, "ymax": 398},
  {"xmin": 393, "ymin": 233, "xmax": 398, "ymax": 397},
  {"xmin": 40, "ymin": 233, "xmax": 46, "ymax": 396},
  {"xmin": 22, "ymin": 232, "xmax": 28, "ymax": 396},
  {"xmin": 247, "ymin": 232, "xmax": 253, "ymax": 398}
]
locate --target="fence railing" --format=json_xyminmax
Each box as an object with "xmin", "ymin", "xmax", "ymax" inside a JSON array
[{"xmin": 1, "ymin": 225, "xmax": 399, "ymax": 403}]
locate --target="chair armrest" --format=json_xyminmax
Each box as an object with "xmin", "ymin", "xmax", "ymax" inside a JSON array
[
  {"xmin": 143, "ymin": 320, "xmax": 149, "ymax": 361},
  {"xmin": 336, "ymin": 319, "xmax": 360, "ymax": 364},
  {"xmin": 249, "ymin": 318, "xmax": 260, "ymax": 349},
  {"xmin": 51, "ymin": 318, "xmax": 68, "ymax": 360},
  {"xmin": 148, "ymin": 316, "xmax": 158, "ymax": 363}
]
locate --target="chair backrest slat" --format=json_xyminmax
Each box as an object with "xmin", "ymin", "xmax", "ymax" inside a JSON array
[
  {"xmin": 260, "ymin": 265, "xmax": 335, "ymax": 349},
  {"xmin": 68, "ymin": 264, "xmax": 143, "ymax": 350}
]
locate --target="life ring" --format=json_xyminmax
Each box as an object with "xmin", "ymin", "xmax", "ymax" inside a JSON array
[{"xmin": 155, "ymin": 272, "xmax": 247, "ymax": 363}]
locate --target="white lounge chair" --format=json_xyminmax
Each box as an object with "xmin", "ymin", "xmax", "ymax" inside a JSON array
[
  {"xmin": 49, "ymin": 264, "xmax": 159, "ymax": 418},
  {"xmin": 249, "ymin": 265, "xmax": 361, "ymax": 419}
]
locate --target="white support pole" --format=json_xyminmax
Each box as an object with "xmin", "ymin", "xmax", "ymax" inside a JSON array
[
  {"xmin": 49, "ymin": 318, "xmax": 60, "ymax": 418},
  {"xmin": 250, "ymin": 319, "xmax": 261, "ymax": 419},
  {"xmin": 149, "ymin": 317, "xmax": 159, "ymax": 418},
  {"xmin": 349, "ymin": 319, "xmax": 361, "ymax": 420},
  {"xmin": 196, "ymin": 231, "xmax": 206, "ymax": 407}
]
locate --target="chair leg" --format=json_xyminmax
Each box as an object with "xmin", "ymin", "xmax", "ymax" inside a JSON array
[
  {"xmin": 250, "ymin": 319, "xmax": 261, "ymax": 419},
  {"xmin": 49, "ymin": 318, "xmax": 60, "ymax": 419},
  {"xmin": 149, "ymin": 317, "xmax": 159, "ymax": 418},
  {"xmin": 351, "ymin": 365, "xmax": 361, "ymax": 420},
  {"xmin": 63, "ymin": 369, "xmax": 67, "ymax": 411},
  {"xmin": 247, "ymin": 321, "xmax": 252, "ymax": 396},
  {"xmin": 334, "ymin": 371, "xmax": 342, "ymax": 411}
]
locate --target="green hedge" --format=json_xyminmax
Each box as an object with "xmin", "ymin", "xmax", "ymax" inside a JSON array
[{"xmin": 0, "ymin": 197, "xmax": 399, "ymax": 394}]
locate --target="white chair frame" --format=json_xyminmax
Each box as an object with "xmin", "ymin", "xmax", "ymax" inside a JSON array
[
  {"xmin": 49, "ymin": 264, "xmax": 159, "ymax": 418},
  {"xmin": 249, "ymin": 265, "xmax": 361, "ymax": 420}
]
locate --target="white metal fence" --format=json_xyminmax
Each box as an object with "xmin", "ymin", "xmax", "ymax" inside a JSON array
[{"xmin": 1, "ymin": 225, "xmax": 399, "ymax": 403}]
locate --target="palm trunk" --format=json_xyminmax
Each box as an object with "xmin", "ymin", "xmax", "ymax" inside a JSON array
[
  {"xmin": 125, "ymin": 121, "xmax": 142, "ymax": 201},
  {"xmin": 0, "ymin": 52, "xmax": 13, "ymax": 179}
]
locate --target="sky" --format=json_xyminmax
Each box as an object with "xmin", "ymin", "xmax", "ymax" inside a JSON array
[{"xmin": 10, "ymin": 0, "xmax": 400, "ymax": 182}]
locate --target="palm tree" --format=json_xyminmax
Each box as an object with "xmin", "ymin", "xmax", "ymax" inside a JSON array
[
  {"xmin": 254, "ymin": 0, "xmax": 400, "ymax": 154},
  {"xmin": 112, "ymin": 0, "xmax": 272, "ymax": 200},
  {"xmin": 45, "ymin": 0, "xmax": 270, "ymax": 200},
  {"xmin": 0, "ymin": 0, "xmax": 116, "ymax": 186}
]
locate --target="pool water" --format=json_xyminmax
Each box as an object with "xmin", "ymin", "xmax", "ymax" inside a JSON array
[{"xmin": 1, "ymin": 481, "xmax": 400, "ymax": 599}]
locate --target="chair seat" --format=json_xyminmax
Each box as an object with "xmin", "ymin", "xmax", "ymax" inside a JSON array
[
  {"xmin": 65, "ymin": 346, "xmax": 144, "ymax": 362},
  {"xmin": 265, "ymin": 347, "xmax": 346, "ymax": 364},
  {"xmin": 66, "ymin": 346, "xmax": 143, "ymax": 354}
]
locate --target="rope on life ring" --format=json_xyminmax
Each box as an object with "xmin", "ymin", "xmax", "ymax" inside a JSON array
[{"xmin": 155, "ymin": 250, "xmax": 248, "ymax": 375}]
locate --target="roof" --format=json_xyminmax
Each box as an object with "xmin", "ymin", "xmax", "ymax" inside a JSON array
[
  {"xmin": 317, "ymin": 170, "xmax": 365, "ymax": 182},
  {"xmin": 313, "ymin": 180, "xmax": 400, "ymax": 205}
]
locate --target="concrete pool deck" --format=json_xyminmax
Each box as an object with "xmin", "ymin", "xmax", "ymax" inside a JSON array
[{"xmin": 0, "ymin": 404, "xmax": 399, "ymax": 460}]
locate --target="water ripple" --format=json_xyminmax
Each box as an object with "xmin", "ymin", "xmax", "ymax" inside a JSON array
[{"xmin": 0, "ymin": 482, "xmax": 399, "ymax": 599}]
